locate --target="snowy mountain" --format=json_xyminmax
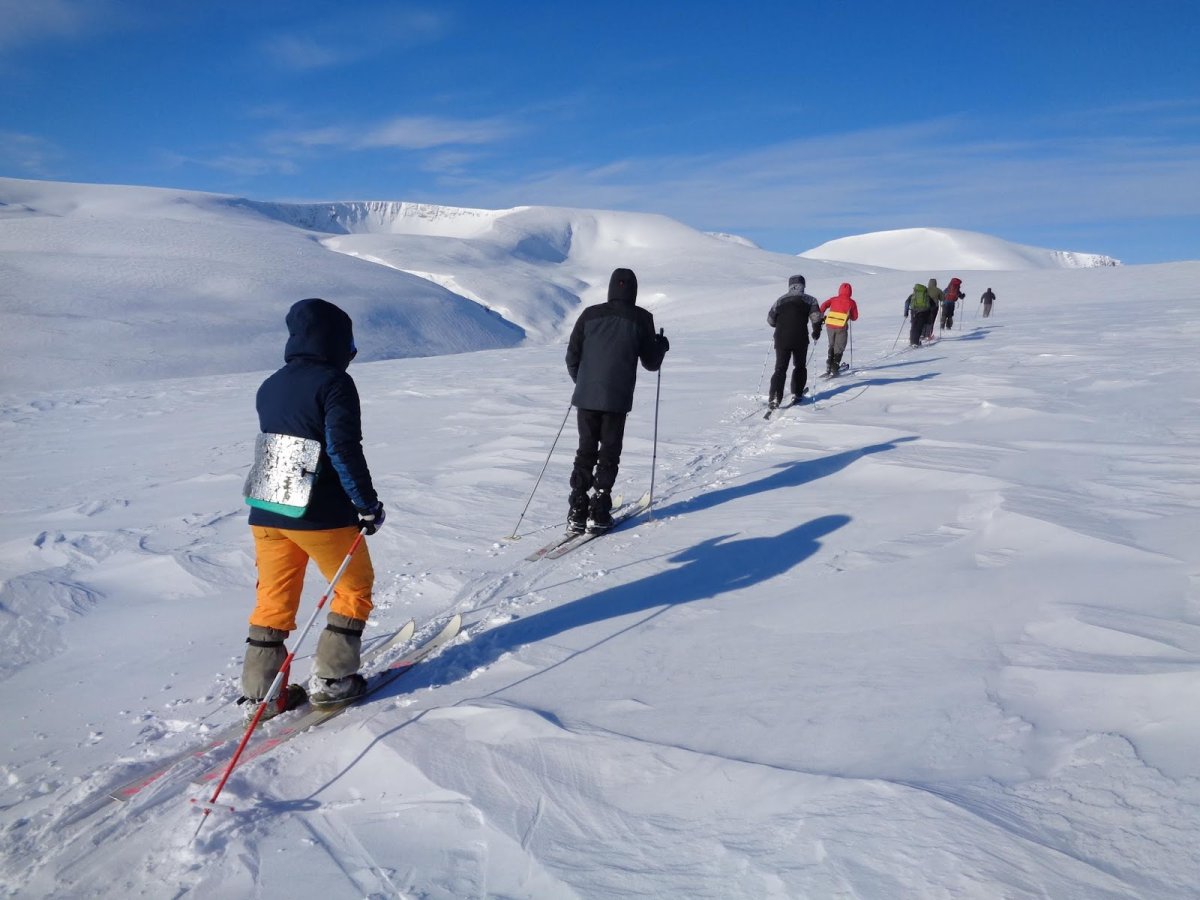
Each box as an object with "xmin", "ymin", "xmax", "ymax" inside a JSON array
[
  {"xmin": 801, "ymin": 226, "xmax": 1122, "ymax": 270},
  {"xmin": 0, "ymin": 178, "xmax": 833, "ymax": 394},
  {"xmin": 2, "ymin": 178, "xmax": 1199, "ymax": 898}
]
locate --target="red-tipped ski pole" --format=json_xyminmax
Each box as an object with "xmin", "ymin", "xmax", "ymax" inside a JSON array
[{"xmin": 192, "ymin": 528, "xmax": 367, "ymax": 839}]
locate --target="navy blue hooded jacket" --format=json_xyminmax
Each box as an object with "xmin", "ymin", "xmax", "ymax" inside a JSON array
[
  {"xmin": 565, "ymin": 268, "xmax": 666, "ymax": 413},
  {"xmin": 249, "ymin": 298, "xmax": 378, "ymax": 531}
]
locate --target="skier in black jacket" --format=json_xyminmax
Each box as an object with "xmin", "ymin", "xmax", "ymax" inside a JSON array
[
  {"xmin": 564, "ymin": 268, "xmax": 669, "ymax": 533},
  {"xmin": 767, "ymin": 275, "xmax": 823, "ymax": 408}
]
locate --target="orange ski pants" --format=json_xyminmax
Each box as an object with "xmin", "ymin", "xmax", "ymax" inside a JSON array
[{"xmin": 248, "ymin": 525, "xmax": 374, "ymax": 631}]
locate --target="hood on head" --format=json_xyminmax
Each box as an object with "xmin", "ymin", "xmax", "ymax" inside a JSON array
[
  {"xmin": 608, "ymin": 268, "xmax": 638, "ymax": 304},
  {"xmin": 284, "ymin": 297, "xmax": 357, "ymax": 370},
  {"xmin": 928, "ymin": 278, "xmax": 939, "ymax": 288},
  {"xmin": 838, "ymin": 282, "xmax": 853, "ymax": 298},
  {"xmin": 788, "ymin": 274, "xmax": 806, "ymax": 292}
]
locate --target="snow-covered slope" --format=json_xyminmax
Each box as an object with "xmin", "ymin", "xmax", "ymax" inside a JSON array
[
  {"xmin": 802, "ymin": 226, "xmax": 1121, "ymax": 270},
  {"xmin": 0, "ymin": 178, "xmax": 844, "ymax": 393},
  {"xmin": 2, "ymin": 178, "xmax": 1199, "ymax": 898}
]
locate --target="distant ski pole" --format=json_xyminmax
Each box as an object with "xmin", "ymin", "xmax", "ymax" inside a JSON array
[
  {"xmin": 891, "ymin": 318, "xmax": 906, "ymax": 351},
  {"xmin": 192, "ymin": 528, "xmax": 367, "ymax": 840},
  {"xmin": 648, "ymin": 329, "xmax": 663, "ymax": 520},
  {"xmin": 506, "ymin": 402, "xmax": 572, "ymax": 539}
]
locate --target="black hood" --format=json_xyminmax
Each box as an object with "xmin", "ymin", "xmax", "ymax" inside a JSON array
[
  {"xmin": 283, "ymin": 298, "xmax": 357, "ymax": 369},
  {"xmin": 607, "ymin": 268, "xmax": 638, "ymax": 305}
]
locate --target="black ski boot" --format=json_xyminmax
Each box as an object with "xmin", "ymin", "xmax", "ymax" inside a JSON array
[
  {"xmin": 588, "ymin": 489, "xmax": 614, "ymax": 532},
  {"xmin": 567, "ymin": 490, "xmax": 589, "ymax": 534}
]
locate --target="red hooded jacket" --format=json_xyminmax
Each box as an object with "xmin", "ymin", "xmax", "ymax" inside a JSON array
[{"xmin": 819, "ymin": 283, "xmax": 860, "ymax": 329}]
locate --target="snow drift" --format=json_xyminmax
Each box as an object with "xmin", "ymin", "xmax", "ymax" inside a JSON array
[{"xmin": 802, "ymin": 226, "xmax": 1122, "ymax": 270}]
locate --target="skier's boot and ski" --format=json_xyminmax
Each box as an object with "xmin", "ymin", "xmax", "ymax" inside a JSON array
[
  {"xmin": 240, "ymin": 626, "xmax": 308, "ymax": 722},
  {"xmin": 567, "ymin": 476, "xmax": 591, "ymax": 535},
  {"xmin": 308, "ymin": 614, "xmax": 369, "ymax": 707},
  {"xmin": 588, "ymin": 488, "xmax": 615, "ymax": 533}
]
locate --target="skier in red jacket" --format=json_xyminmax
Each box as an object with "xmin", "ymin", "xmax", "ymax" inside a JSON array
[
  {"xmin": 818, "ymin": 283, "xmax": 860, "ymax": 377},
  {"xmin": 941, "ymin": 277, "xmax": 964, "ymax": 330}
]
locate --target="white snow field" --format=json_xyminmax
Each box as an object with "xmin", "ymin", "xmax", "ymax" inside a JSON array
[
  {"xmin": 1, "ymin": 178, "xmax": 1198, "ymax": 898},
  {"xmin": 802, "ymin": 226, "xmax": 1122, "ymax": 271}
]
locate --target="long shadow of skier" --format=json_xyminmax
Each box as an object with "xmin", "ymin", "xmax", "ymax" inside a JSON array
[
  {"xmin": 817, "ymin": 371, "xmax": 937, "ymax": 402},
  {"xmin": 292, "ymin": 516, "xmax": 849, "ymax": 805},
  {"xmin": 415, "ymin": 513, "xmax": 850, "ymax": 694},
  {"xmin": 651, "ymin": 436, "xmax": 918, "ymax": 521},
  {"xmin": 939, "ymin": 326, "xmax": 992, "ymax": 342}
]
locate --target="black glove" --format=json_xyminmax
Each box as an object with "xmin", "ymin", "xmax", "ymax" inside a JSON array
[
  {"xmin": 358, "ymin": 500, "xmax": 386, "ymax": 535},
  {"xmin": 904, "ymin": 310, "xmax": 909, "ymax": 319},
  {"xmin": 811, "ymin": 327, "xmax": 821, "ymax": 341},
  {"xmin": 657, "ymin": 332, "xmax": 670, "ymax": 353}
]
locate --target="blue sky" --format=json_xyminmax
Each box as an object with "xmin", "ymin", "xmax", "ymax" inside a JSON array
[{"xmin": 2, "ymin": 0, "xmax": 1198, "ymax": 263}]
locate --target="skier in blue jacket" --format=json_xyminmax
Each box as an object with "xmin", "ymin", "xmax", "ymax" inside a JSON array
[{"xmin": 240, "ymin": 297, "xmax": 385, "ymax": 718}]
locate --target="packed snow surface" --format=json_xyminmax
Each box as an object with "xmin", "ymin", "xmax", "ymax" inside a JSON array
[{"xmin": 1, "ymin": 179, "xmax": 1198, "ymax": 899}]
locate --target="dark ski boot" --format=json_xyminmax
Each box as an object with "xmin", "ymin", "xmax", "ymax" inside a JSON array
[
  {"xmin": 567, "ymin": 490, "xmax": 589, "ymax": 534},
  {"xmin": 588, "ymin": 489, "xmax": 614, "ymax": 532}
]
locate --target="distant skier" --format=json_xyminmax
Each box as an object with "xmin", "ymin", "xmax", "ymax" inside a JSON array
[
  {"xmin": 238, "ymin": 298, "xmax": 385, "ymax": 719},
  {"xmin": 924, "ymin": 278, "xmax": 944, "ymax": 340},
  {"xmin": 981, "ymin": 287, "xmax": 996, "ymax": 318},
  {"xmin": 767, "ymin": 274, "xmax": 823, "ymax": 407},
  {"xmin": 941, "ymin": 277, "xmax": 964, "ymax": 330},
  {"xmin": 565, "ymin": 267, "xmax": 669, "ymax": 534},
  {"xmin": 819, "ymin": 282, "xmax": 859, "ymax": 376},
  {"xmin": 904, "ymin": 282, "xmax": 936, "ymax": 347}
]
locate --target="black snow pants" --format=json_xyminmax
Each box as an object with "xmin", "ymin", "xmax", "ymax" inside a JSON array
[
  {"xmin": 571, "ymin": 408, "xmax": 628, "ymax": 497},
  {"xmin": 770, "ymin": 344, "xmax": 809, "ymax": 401}
]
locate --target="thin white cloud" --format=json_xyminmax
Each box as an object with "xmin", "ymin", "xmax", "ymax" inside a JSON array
[
  {"xmin": 449, "ymin": 115, "xmax": 1200, "ymax": 239},
  {"xmin": 161, "ymin": 150, "xmax": 300, "ymax": 178},
  {"xmin": 0, "ymin": 131, "xmax": 64, "ymax": 175},
  {"xmin": 267, "ymin": 114, "xmax": 516, "ymax": 153},
  {"xmin": 261, "ymin": 7, "xmax": 448, "ymax": 71},
  {"xmin": 0, "ymin": 0, "xmax": 116, "ymax": 51},
  {"xmin": 358, "ymin": 116, "xmax": 515, "ymax": 150}
]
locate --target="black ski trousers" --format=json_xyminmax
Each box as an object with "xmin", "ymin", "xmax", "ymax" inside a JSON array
[
  {"xmin": 770, "ymin": 345, "xmax": 809, "ymax": 401},
  {"xmin": 571, "ymin": 408, "xmax": 628, "ymax": 495},
  {"xmin": 909, "ymin": 310, "xmax": 934, "ymax": 346}
]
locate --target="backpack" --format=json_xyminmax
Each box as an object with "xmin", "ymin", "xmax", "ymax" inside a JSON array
[{"xmin": 909, "ymin": 283, "xmax": 931, "ymax": 312}]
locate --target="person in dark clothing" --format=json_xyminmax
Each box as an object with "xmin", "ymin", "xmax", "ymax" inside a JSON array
[
  {"xmin": 981, "ymin": 288, "xmax": 995, "ymax": 317},
  {"xmin": 565, "ymin": 268, "xmax": 669, "ymax": 534},
  {"xmin": 240, "ymin": 298, "xmax": 385, "ymax": 718},
  {"xmin": 923, "ymin": 278, "xmax": 944, "ymax": 340},
  {"xmin": 904, "ymin": 283, "xmax": 936, "ymax": 347},
  {"xmin": 941, "ymin": 277, "xmax": 964, "ymax": 330},
  {"xmin": 767, "ymin": 275, "xmax": 822, "ymax": 407}
]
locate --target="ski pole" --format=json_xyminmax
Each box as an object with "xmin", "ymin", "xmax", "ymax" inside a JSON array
[
  {"xmin": 193, "ymin": 528, "xmax": 368, "ymax": 839},
  {"xmin": 891, "ymin": 317, "xmax": 906, "ymax": 351},
  {"xmin": 755, "ymin": 345, "xmax": 771, "ymax": 395},
  {"xmin": 848, "ymin": 326, "xmax": 854, "ymax": 371},
  {"xmin": 648, "ymin": 329, "xmax": 664, "ymax": 520},
  {"xmin": 506, "ymin": 402, "xmax": 573, "ymax": 539}
]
